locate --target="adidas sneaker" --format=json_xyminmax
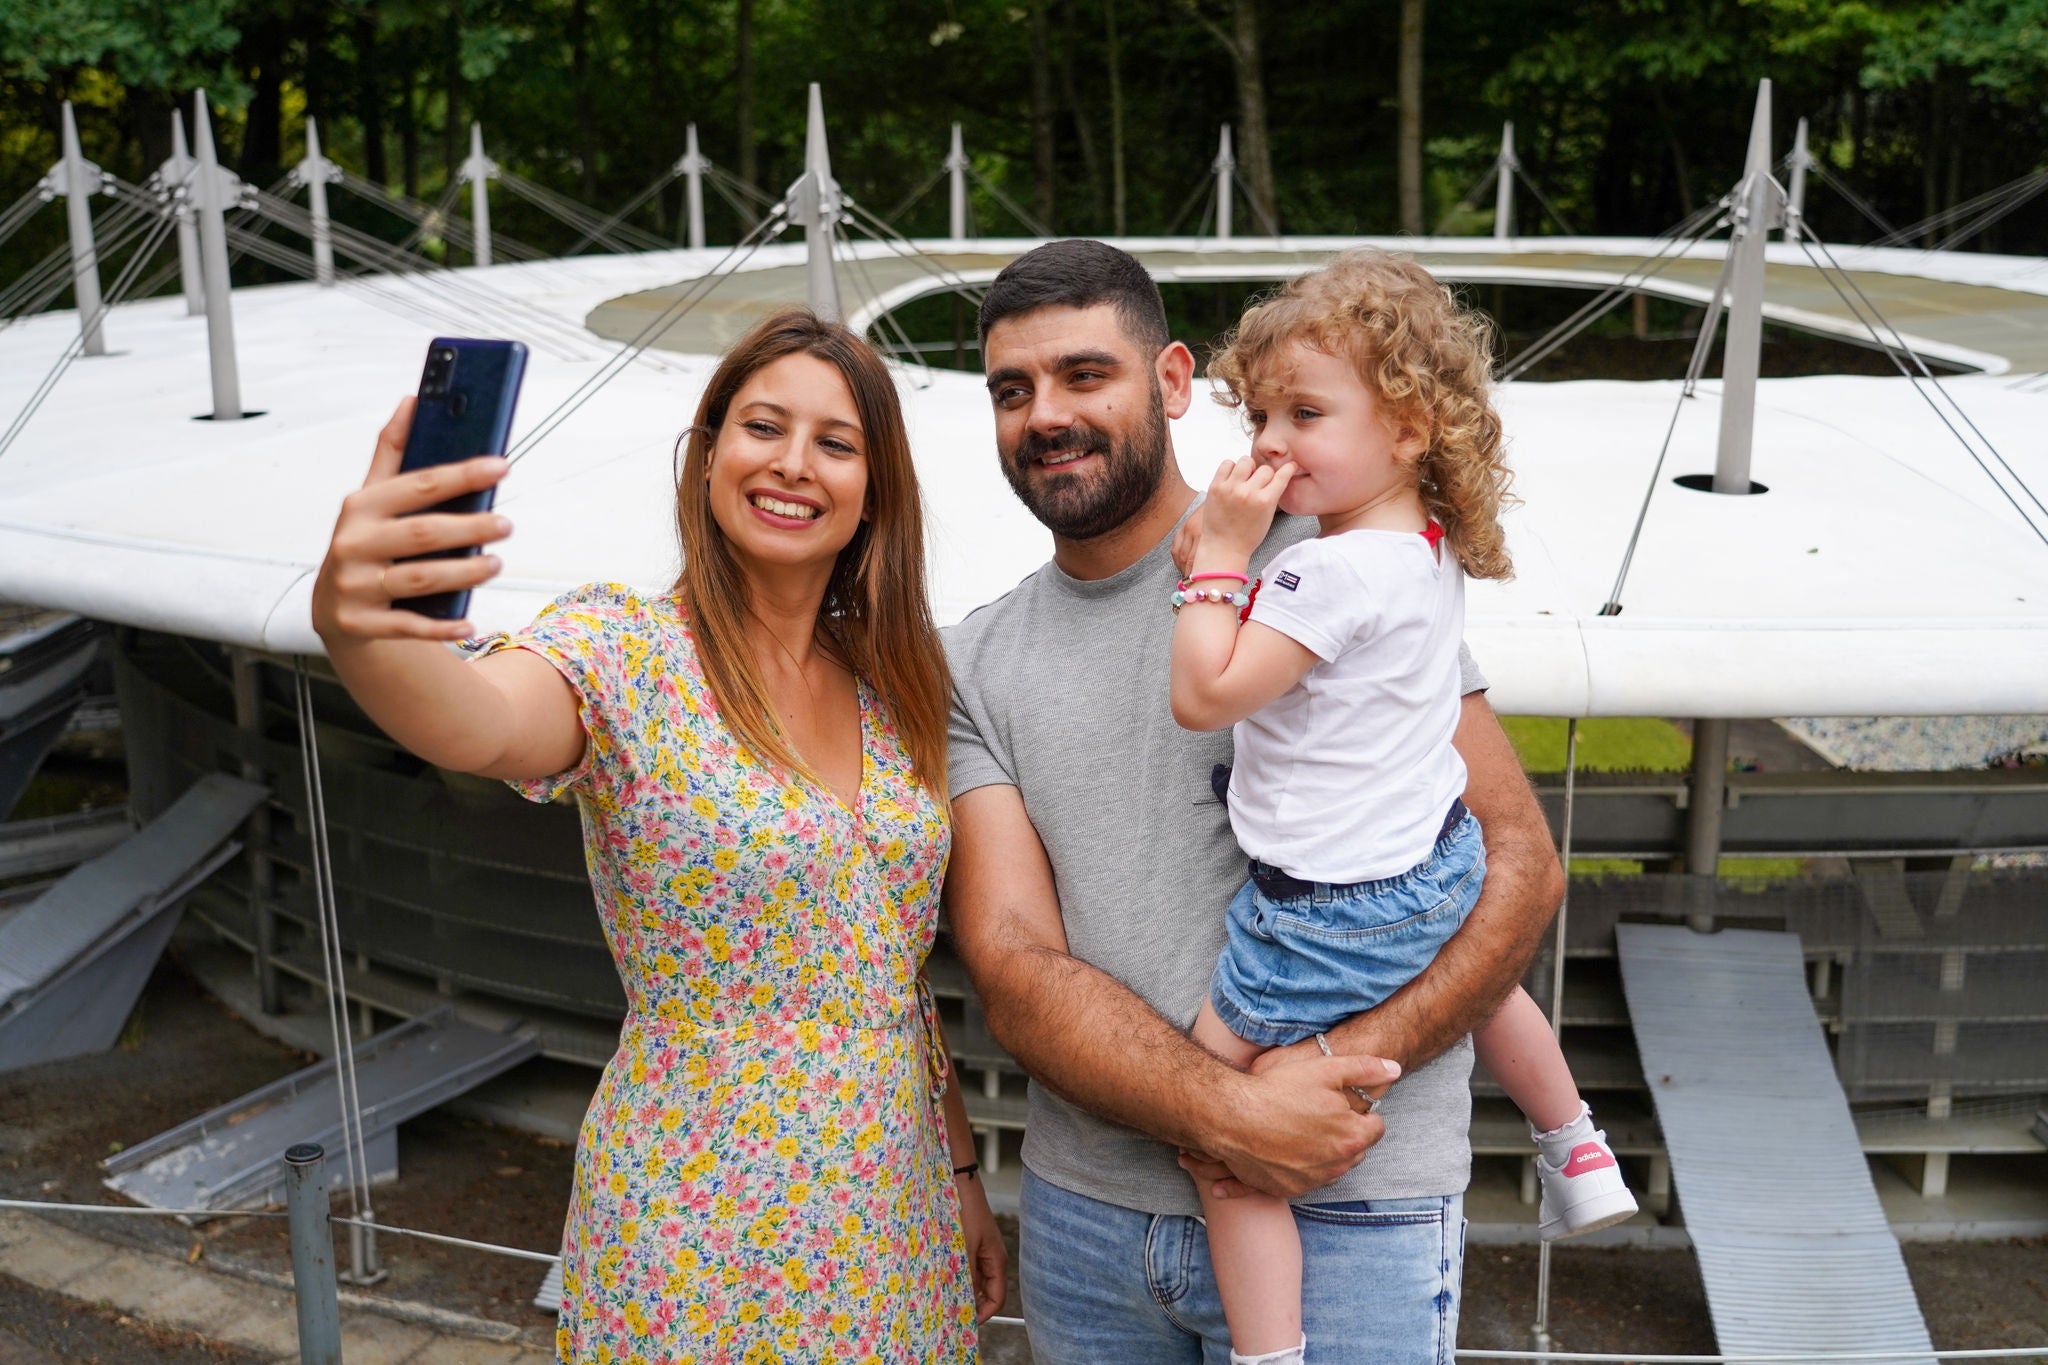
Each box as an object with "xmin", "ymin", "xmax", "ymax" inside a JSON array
[{"xmin": 1534, "ymin": 1110, "xmax": 1639, "ymax": 1241}]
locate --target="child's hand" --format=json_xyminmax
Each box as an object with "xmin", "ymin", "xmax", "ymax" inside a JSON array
[
  {"xmin": 1171, "ymin": 501, "xmax": 1205, "ymax": 578},
  {"xmin": 1197, "ymin": 457, "xmax": 1296, "ymax": 564}
]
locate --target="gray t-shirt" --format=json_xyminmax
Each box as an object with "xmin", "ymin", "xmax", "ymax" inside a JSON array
[{"xmin": 944, "ymin": 512, "xmax": 1486, "ymax": 1215}]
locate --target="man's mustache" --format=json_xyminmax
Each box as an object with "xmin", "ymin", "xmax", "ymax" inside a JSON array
[{"xmin": 1012, "ymin": 425, "xmax": 1114, "ymax": 466}]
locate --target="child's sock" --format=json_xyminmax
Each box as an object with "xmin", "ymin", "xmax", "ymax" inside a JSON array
[
  {"xmin": 1531, "ymin": 1100, "xmax": 1597, "ymax": 1168},
  {"xmin": 1230, "ymin": 1336, "xmax": 1308, "ymax": 1365}
]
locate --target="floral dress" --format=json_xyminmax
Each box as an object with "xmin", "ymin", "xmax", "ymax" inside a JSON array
[{"xmin": 471, "ymin": 583, "xmax": 974, "ymax": 1365}]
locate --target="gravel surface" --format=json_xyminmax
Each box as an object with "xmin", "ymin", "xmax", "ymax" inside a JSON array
[
  {"xmin": 0, "ymin": 1272, "xmax": 268, "ymax": 1364},
  {"xmin": 6, "ymin": 944, "xmax": 2045, "ymax": 1361}
]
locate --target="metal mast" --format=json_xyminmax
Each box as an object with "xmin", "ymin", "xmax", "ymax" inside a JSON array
[
  {"xmin": 51, "ymin": 102, "xmax": 107, "ymax": 356},
  {"xmin": 793, "ymin": 83, "xmax": 842, "ymax": 321},
  {"xmin": 162, "ymin": 113, "xmax": 204, "ymax": 315},
  {"xmin": 1213, "ymin": 125, "xmax": 1235, "ymax": 241},
  {"xmin": 1712, "ymin": 78, "xmax": 1782, "ymax": 496},
  {"xmin": 677, "ymin": 123, "xmax": 708, "ymax": 251},
  {"xmin": 946, "ymin": 123, "xmax": 969, "ymax": 244},
  {"xmin": 462, "ymin": 123, "xmax": 495, "ymax": 268},
  {"xmin": 191, "ymin": 92, "xmax": 243, "ymax": 421},
  {"xmin": 1783, "ymin": 116, "xmax": 1811, "ymax": 243},
  {"xmin": 1494, "ymin": 121, "xmax": 1517, "ymax": 241},
  {"xmin": 298, "ymin": 118, "xmax": 341, "ymax": 287}
]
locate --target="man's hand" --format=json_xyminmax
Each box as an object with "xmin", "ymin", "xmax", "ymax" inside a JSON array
[{"xmin": 1178, "ymin": 1050, "xmax": 1398, "ymax": 1199}]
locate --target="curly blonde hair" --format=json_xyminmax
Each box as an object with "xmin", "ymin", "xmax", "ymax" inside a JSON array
[{"xmin": 1208, "ymin": 248, "xmax": 1515, "ymax": 580}]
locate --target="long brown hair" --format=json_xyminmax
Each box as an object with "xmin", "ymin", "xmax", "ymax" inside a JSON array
[{"xmin": 670, "ymin": 309, "xmax": 951, "ymax": 796}]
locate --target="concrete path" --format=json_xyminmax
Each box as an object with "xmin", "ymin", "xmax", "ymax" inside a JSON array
[{"xmin": 0, "ymin": 1210, "xmax": 553, "ymax": 1364}]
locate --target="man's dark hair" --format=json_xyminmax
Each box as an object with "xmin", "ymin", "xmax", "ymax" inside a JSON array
[{"xmin": 977, "ymin": 239, "xmax": 1170, "ymax": 353}]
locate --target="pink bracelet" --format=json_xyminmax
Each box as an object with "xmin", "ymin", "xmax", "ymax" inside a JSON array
[
  {"xmin": 1182, "ymin": 571, "xmax": 1251, "ymax": 587},
  {"xmin": 1172, "ymin": 583, "xmax": 1252, "ymax": 614}
]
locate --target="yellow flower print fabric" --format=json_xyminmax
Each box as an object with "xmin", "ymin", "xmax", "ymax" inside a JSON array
[{"xmin": 469, "ymin": 583, "xmax": 973, "ymax": 1364}]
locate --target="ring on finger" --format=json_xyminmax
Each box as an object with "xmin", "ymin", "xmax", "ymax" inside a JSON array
[
  {"xmin": 378, "ymin": 565, "xmax": 391, "ymax": 599},
  {"xmin": 1314, "ymin": 1031, "xmax": 1380, "ymax": 1114}
]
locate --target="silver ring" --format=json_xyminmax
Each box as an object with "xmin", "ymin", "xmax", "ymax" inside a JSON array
[{"xmin": 1315, "ymin": 1032, "xmax": 1379, "ymax": 1114}]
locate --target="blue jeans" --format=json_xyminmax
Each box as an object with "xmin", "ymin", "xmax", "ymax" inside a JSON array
[{"xmin": 1019, "ymin": 1167, "xmax": 1465, "ymax": 1364}]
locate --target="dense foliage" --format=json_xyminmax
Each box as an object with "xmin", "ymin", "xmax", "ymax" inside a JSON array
[{"xmin": 4, "ymin": 0, "xmax": 2046, "ymax": 293}]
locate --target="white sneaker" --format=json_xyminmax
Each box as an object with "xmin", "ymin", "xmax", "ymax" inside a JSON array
[{"xmin": 1534, "ymin": 1113, "xmax": 1638, "ymax": 1241}]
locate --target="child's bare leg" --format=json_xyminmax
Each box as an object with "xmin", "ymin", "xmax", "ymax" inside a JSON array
[
  {"xmin": 1473, "ymin": 985, "xmax": 1581, "ymax": 1131},
  {"xmin": 1190, "ymin": 1000, "xmax": 1304, "ymax": 1358}
]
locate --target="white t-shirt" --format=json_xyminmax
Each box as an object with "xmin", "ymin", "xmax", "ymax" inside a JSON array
[{"xmin": 1228, "ymin": 527, "xmax": 1469, "ymax": 884}]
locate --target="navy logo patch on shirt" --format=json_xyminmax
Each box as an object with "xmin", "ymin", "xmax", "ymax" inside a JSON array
[{"xmin": 1275, "ymin": 570, "xmax": 1301, "ymax": 591}]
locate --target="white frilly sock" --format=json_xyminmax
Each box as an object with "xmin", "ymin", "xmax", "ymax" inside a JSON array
[{"xmin": 1531, "ymin": 1099, "xmax": 1597, "ymax": 1167}]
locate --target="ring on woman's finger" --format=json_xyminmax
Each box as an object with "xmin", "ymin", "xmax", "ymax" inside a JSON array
[{"xmin": 378, "ymin": 565, "xmax": 391, "ymax": 599}]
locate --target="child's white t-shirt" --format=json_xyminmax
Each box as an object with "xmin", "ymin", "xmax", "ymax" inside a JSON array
[{"xmin": 1228, "ymin": 526, "xmax": 1469, "ymax": 884}]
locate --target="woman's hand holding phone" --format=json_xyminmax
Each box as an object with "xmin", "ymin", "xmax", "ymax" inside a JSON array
[{"xmin": 310, "ymin": 396, "xmax": 513, "ymax": 646}]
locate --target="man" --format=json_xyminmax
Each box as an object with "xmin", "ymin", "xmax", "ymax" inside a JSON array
[{"xmin": 943, "ymin": 239, "xmax": 1565, "ymax": 1362}]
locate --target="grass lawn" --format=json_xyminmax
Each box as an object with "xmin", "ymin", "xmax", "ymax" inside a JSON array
[
  {"xmin": 1499, "ymin": 716, "xmax": 1692, "ymax": 773},
  {"xmin": 1501, "ymin": 718, "xmax": 1804, "ymax": 880}
]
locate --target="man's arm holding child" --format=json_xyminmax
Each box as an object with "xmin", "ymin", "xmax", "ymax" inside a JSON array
[{"xmin": 946, "ymin": 782, "xmax": 1398, "ymax": 1199}]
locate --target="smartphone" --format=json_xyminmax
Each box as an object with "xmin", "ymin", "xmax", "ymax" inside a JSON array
[{"xmin": 393, "ymin": 337, "xmax": 528, "ymax": 620}]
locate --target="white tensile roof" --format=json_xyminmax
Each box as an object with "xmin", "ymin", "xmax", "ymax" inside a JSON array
[{"xmin": 0, "ymin": 235, "xmax": 2044, "ymax": 718}]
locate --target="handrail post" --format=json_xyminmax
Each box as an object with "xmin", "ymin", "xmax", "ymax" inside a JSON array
[{"xmin": 284, "ymin": 1143, "xmax": 343, "ymax": 1365}]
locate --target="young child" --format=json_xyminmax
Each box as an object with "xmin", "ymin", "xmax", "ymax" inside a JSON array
[{"xmin": 1170, "ymin": 249, "xmax": 1636, "ymax": 1365}]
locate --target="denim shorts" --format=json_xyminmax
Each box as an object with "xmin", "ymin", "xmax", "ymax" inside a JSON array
[
  {"xmin": 1021, "ymin": 1167, "xmax": 1466, "ymax": 1365},
  {"xmin": 1209, "ymin": 810, "xmax": 1486, "ymax": 1049}
]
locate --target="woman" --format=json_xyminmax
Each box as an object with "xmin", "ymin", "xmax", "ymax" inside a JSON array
[{"xmin": 312, "ymin": 310, "xmax": 1006, "ymax": 1361}]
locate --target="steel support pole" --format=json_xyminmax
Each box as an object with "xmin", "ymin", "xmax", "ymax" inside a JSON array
[
  {"xmin": 165, "ymin": 114, "xmax": 203, "ymax": 316},
  {"xmin": 946, "ymin": 123, "xmax": 969, "ymax": 244},
  {"xmin": 799, "ymin": 83, "xmax": 841, "ymax": 322},
  {"xmin": 57, "ymin": 102, "xmax": 106, "ymax": 356},
  {"xmin": 1783, "ymin": 115, "xmax": 1810, "ymax": 243},
  {"xmin": 1529, "ymin": 718, "xmax": 1577, "ymax": 1353},
  {"xmin": 1685, "ymin": 717, "xmax": 1731, "ymax": 930},
  {"xmin": 1711, "ymin": 79, "xmax": 1777, "ymax": 495},
  {"xmin": 681, "ymin": 123, "xmax": 706, "ymax": 251},
  {"xmin": 1494, "ymin": 121, "xmax": 1516, "ymax": 241},
  {"xmin": 283, "ymin": 1143, "xmax": 343, "ymax": 1365},
  {"xmin": 1213, "ymin": 125, "xmax": 1234, "ymax": 241},
  {"xmin": 231, "ymin": 651, "xmax": 281, "ymax": 1013},
  {"xmin": 191, "ymin": 92, "xmax": 243, "ymax": 422},
  {"xmin": 302, "ymin": 119, "xmax": 336, "ymax": 287},
  {"xmin": 467, "ymin": 123, "xmax": 493, "ymax": 269}
]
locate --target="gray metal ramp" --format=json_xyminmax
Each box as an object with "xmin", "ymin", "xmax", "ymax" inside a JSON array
[
  {"xmin": 1617, "ymin": 924, "xmax": 1935, "ymax": 1365},
  {"xmin": 0, "ymin": 615, "xmax": 100, "ymax": 818},
  {"xmin": 0, "ymin": 773, "xmax": 266, "ymax": 1073},
  {"xmin": 104, "ymin": 1006, "xmax": 540, "ymax": 1212}
]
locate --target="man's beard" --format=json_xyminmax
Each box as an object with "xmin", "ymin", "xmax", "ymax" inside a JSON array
[{"xmin": 999, "ymin": 385, "xmax": 1170, "ymax": 542}]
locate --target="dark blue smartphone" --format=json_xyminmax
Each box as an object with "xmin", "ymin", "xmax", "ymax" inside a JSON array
[{"xmin": 394, "ymin": 337, "xmax": 528, "ymax": 619}]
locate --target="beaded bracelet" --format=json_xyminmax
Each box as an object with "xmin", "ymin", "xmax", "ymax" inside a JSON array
[{"xmin": 1172, "ymin": 582, "xmax": 1252, "ymax": 614}]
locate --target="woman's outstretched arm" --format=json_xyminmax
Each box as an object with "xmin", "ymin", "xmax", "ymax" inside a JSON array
[{"xmin": 311, "ymin": 398, "xmax": 584, "ymax": 782}]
